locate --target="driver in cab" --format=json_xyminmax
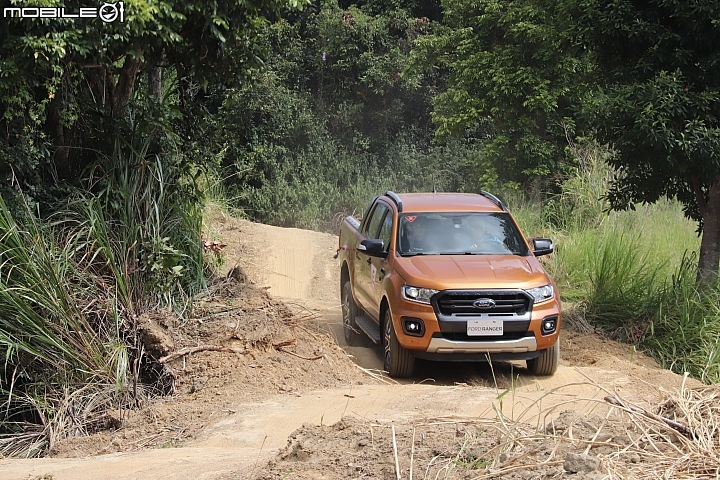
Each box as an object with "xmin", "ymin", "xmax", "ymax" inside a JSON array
[{"xmin": 406, "ymin": 216, "xmax": 436, "ymax": 252}]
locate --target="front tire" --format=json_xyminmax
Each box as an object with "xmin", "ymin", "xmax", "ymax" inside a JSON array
[
  {"xmin": 342, "ymin": 281, "xmax": 360, "ymax": 345},
  {"xmin": 527, "ymin": 338, "xmax": 559, "ymax": 376},
  {"xmin": 382, "ymin": 308, "xmax": 415, "ymax": 378}
]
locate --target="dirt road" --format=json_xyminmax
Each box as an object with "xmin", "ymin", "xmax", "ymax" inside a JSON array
[{"xmin": 0, "ymin": 215, "xmax": 698, "ymax": 480}]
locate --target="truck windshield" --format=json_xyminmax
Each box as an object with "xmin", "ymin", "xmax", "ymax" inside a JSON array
[{"xmin": 397, "ymin": 212, "xmax": 529, "ymax": 256}]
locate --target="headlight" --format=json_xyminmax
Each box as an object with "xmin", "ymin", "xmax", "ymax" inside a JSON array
[
  {"xmin": 525, "ymin": 284, "xmax": 554, "ymax": 304},
  {"xmin": 402, "ymin": 285, "xmax": 439, "ymax": 304}
]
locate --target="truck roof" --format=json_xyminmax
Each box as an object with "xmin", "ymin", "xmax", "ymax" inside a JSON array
[{"xmin": 386, "ymin": 192, "xmax": 505, "ymax": 213}]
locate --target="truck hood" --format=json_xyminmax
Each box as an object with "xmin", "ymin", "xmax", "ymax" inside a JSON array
[{"xmin": 395, "ymin": 254, "xmax": 550, "ymax": 290}]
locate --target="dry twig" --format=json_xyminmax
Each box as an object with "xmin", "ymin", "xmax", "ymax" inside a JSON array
[
  {"xmin": 276, "ymin": 348, "xmax": 324, "ymax": 361},
  {"xmin": 158, "ymin": 345, "xmax": 249, "ymax": 363},
  {"xmin": 392, "ymin": 425, "xmax": 401, "ymax": 480},
  {"xmin": 604, "ymin": 396, "xmax": 695, "ymax": 439},
  {"xmin": 410, "ymin": 426, "xmax": 416, "ymax": 480},
  {"xmin": 272, "ymin": 339, "xmax": 296, "ymax": 349}
]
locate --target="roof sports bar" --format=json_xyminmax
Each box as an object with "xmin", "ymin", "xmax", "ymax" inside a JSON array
[
  {"xmin": 385, "ymin": 191, "xmax": 403, "ymax": 212},
  {"xmin": 479, "ymin": 190, "xmax": 508, "ymax": 211}
]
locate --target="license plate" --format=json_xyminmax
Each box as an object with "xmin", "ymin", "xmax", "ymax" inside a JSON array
[{"xmin": 467, "ymin": 319, "xmax": 503, "ymax": 336}]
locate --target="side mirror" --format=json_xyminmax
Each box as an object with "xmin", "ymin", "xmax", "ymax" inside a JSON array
[
  {"xmin": 358, "ymin": 239, "xmax": 385, "ymax": 256},
  {"xmin": 532, "ymin": 238, "xmax": 554, "ymax": 257}
]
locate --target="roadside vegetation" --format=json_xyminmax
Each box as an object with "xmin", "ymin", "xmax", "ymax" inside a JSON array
[
  {"xmin": 510, "ymin": 153, "xmax": 720, "ymax": 384},
  {"xmin": 1, "ymin": 0, "xmax": 719, "ymax": 458},
  {"xmin": 0, "ymin": 0, "xmax": 293, "ymax": 456}
]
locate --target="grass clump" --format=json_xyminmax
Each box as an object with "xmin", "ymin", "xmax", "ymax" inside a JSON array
[
  {"xmin": 0, "ymin": 196, "xmax": 131, "ymax": 456},
  {"xmin": 0, "ymin": 138, "xmax": 207, "ymax": 456},
  {"xmin": 643, "ymin": 258, "xmax": 720, "ymax": 384}
]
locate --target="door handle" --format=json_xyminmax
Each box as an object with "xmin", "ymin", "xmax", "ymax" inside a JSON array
[
  {"xmin": 366, "ymin": 257, "xmax": 372, "ymax": 264},
  {"xmin": 379, "ymin": 268, "xmax": 386, "ymax": 280}
]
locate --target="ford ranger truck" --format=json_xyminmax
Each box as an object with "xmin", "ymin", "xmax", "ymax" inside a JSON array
[{"xmin": 337, "ymin": 191, "xmax": 561, "ymax": 378}]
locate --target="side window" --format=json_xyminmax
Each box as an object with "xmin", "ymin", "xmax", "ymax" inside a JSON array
[
  {"xmin": 377, "ymin": 210, "xmax": 393, "ymax": 252},
  {"xmin": 364, "ymin": 203, "xmax": 389, "ymax": 239}
]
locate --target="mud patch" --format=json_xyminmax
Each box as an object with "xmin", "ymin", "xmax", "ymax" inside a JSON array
[{"xmin": 136, "ymin": 312, "xmax": 176, "ymax": 359}]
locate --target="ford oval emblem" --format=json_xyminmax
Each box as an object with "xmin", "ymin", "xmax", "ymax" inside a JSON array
[{"xmin": 473, "ymin": 298, "xmax": 496, "ymax": 309}]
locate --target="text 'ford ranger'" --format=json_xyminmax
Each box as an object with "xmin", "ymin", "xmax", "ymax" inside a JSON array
[{"xmin": 336, "ymin": 191, "xmax": 561, "ymax": 378}]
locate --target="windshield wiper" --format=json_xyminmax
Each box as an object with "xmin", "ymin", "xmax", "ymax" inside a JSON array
[
  {"xmin": 439, "ymin": 251, "xmax": 479, "ymax": 255},
  {"xmin": 401, "ymin": 252, "xmax": 428, "ymax": 257}
]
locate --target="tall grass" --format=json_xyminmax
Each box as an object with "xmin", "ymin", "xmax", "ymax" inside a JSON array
[
  {"xmin": 644, "ymin": 257, "xmax": 720, "ymax": 384},
  {"xmin": 0, "ymin": 133, "xmax": 207, "ymax": 456},
  {"xmin": 0, "ymin": 196, "xmax": 129, "ymax": 456},
  {"xmin": 510, "ymin": 150, "xmax": 720, "ymax": 383},
  {"xmin": 90, "ymin": 138, "xmax": 206, "ymax": 311}
]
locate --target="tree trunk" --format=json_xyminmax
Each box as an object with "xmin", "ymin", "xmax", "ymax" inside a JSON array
[
  {"xmin": 46, "ymin": 98, "xmax": 70, "ymax": 180},
  {"xmin": 148, "ymin": 66, "xmax": 162, "ymax": 103},
  {"xmin": 696, "ymin": 178, "xmax": 720, "ymax": 283},
  {"xmin": 109, "ymin": 55, "xmax": 143, "ymax": 118}
]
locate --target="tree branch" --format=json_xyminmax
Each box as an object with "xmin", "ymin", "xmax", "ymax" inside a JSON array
[{"xmin": 111, "ymin": 54, "xmax": 143, "ymax": 117}]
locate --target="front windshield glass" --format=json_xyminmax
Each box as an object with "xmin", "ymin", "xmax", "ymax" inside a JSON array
[{"xmin": 397, "ymin": 212, "xmax": 529, "ymax": 256}]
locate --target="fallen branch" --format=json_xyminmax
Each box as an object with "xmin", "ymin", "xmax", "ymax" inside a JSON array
[
  {"xmin": 286, "ymin": 312, "xmax": 321, "ymax": 325},
  {"xmin": 276, "ymin": 348, "xmax": 324, "ymax": 361},
  {"xmin": 604, "ymin": 396, "xmax": 695, "ymax": 439},
  {"xmin": 159, "ymin": 345, "xmax": 249, "ymax": 363},
  {"xmin": 273, "ymin": 339, "xmax": 297, "ymax": 349}
]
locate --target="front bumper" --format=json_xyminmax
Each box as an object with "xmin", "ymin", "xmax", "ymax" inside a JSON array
[{"xmin": 425, "ymin": 335, "xmax": 537, "ymax": 354}]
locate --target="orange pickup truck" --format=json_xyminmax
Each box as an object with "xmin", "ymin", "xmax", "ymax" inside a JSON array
[{"xmin": 337, "ymin": 191, "xmax": 561, "ymax": 378}]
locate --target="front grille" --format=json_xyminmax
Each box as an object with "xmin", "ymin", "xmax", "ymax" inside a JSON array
[{"xmin": 435, "ymin": 291, "xmax": 531, "ymax": 316}]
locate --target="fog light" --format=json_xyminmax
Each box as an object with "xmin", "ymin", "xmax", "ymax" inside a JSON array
[
  {"xmin": 541, "ymin": 316, "xmax": 557, "ymax": 335},
  {"xmin": 402, "ymin": 317, "xmax": 425, "ymax": 337}
]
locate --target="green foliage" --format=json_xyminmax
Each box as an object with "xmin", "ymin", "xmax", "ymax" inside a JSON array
[
  {"xmin": 92, "ymin": 144, "xmax": 206, "ymax": 308},
  {"xmin": 643, "ymin": 258, "xmax": 720, "ymax": 384},
  {"xmin": 217, "ymin": 3, "xmax": 478, "ymax": 230},
  {"xmin": 566, "ymin": 0, "xmax": 720, "ymax": 275},
  {"xmin": 540, "ymin": 144, "xmax": 614, "ymax": 230},
  {"xmin": 0, "ymin": 0, "xmax": 299, "ymax": 207},
  {"xmin": 409, "ymin": 0, "xmax": 591, "ymax": 185},
  {"xmin": 0, "ymin": 0, "xmax": 304, "ymax": 455},
  {"xmin": 0, "ymin": 140, "xmax": 204, "ymax": 454},
  {"xmin": 512, "ymin": 150, "xmax": 720, "ymax": 383}
]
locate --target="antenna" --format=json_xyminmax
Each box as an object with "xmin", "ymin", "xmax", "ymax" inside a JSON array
[{"xmin": 432, "ymin": 174, "xmax": 437, "ymax": 193}]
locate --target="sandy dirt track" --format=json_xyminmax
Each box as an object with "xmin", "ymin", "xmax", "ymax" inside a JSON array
[{"xmin": 0, "ymin": 215, "xmax": 699, "ymax": 480}]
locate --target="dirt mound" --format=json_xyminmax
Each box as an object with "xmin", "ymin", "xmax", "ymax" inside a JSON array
[
  {"xmin": 49, "ymin": 270, "xmax": 366, "ymax": 458},
  {"xmin": 254, "ymin": 399, "xmax": 709, "ymax": 480}
]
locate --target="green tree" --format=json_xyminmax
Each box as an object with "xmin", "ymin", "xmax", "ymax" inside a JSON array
[
  {"xmin": 217, "ymin": 1, "xmax": 460, "ymax": 228},
  {"xmin": 410, "ymin": 0, "xmax": 591, "ymax": 186},
  {"xmin": 0, "ymin": 0, "xmax": 306, "ymax": 454},
  {"xmin": 569, "ymin": 0, "xmax": 720, "ymax": 280},
  {"xmin": 0, "ymin": 0, "xmax": 297, "ymax": 201}
]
